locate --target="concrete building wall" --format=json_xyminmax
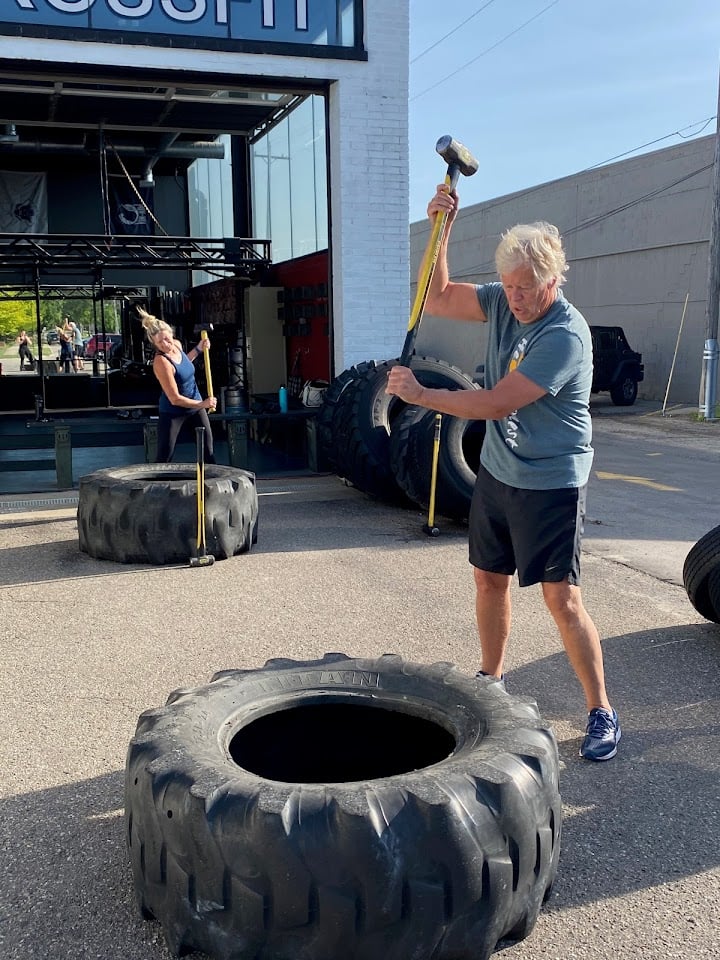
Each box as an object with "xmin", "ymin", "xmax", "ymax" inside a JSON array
[
  {"xmin": 0, "ymin": 0, "xmax": 410, "ymax": 379},
  {"xmin": 412, "ymin": 136, "xmax": 714, "ymax": 404}
]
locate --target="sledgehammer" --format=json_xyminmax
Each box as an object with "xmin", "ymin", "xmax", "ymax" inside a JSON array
[
  {"xmin": 400, "ymin": 135, "xmax": 478, "ymax": 367},
  {"xmin": 402, "ymin": 137, "xmax": 477, "ymax": 539}
]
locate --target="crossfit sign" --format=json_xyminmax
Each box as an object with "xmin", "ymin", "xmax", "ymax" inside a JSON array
[{"xmin": 5, "ymin": 0, "xmax": 360, "ymax": 52}]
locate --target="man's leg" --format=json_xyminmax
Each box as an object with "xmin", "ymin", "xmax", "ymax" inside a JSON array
[
  {"xmin": 474, "ymin": 568, "xmax": 512, "ymax": 678},
  {"xmin": 541, "ymin": 580, "xmax": 611, "ymax": 712}
]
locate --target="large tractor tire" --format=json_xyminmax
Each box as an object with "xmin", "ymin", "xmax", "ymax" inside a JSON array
[
  {"xmin": 316, "ymin": 367, "xmax": 364, "ymax": 473},
  {"xmin": 683, "ymin": 524, "xmax": 720, "ymax": 623},
  {"xmin": 390, "ymin": 406, "xmax": 486, "ymax": 520},
  {"xmin": 331, "ymin": 357, "xmax": 480, "ymax": 502},
  {"xmin": 125, "ymin": 652, "xmax": 561, "ymax": 960},
  {"xmin": 77, "ymin": 463, "xmax": 258, "ymax": 565}
]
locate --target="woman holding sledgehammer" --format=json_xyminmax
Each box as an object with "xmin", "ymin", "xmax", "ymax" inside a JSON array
[
  {"xmin": 387, "ymin": 185, "xmax": 620, "ymax": 763},
  {"xmin": 139, "ymin": 308, "xmax": 217, "ymax": 464}
]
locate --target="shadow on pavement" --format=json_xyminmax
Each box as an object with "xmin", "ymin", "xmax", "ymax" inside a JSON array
[
  {"xmin": 2, "ymin": 622, "xmax": 718, "ymax": 960},
  {"xmin": 507, "ymin": 622, "xmax": 720, "ymax": 910}
]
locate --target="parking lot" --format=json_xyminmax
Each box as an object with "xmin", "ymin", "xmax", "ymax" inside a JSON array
[{"xmin": 0, "ymin": 405, "xmax": 718, "ymax": 960}]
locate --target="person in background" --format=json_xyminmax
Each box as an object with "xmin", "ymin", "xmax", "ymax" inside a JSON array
[
  {"xmin": 69, "ymin": 321, "xmax": 85, "ymax": 371},
  {"xmin": 16, "ymin": 330, "xmax": 34, "ymax": 371},
  {"xmin": 386, "ymin": 184, "xmax": 620, "ymax": 762},
  {"xmin": 138, "ymin": 307, "xmax": 216, "ymax": 463},
  {"xmin": 57, "ymin": 325, "xmax": 75, "ymax": 374}
]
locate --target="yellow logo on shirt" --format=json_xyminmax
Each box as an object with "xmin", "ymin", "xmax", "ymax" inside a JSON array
[{"xmin": 508, "ymin": 336, "xmax": 528, "ymax": 373}]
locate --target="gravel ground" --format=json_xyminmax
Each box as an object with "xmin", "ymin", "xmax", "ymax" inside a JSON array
[{"xmin": 0, "ymin": 466, "xmax": 718, "ymax": 960}]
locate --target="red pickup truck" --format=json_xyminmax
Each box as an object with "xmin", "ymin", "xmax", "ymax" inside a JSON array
[{"xmin": 84, "ymin": 334, "xmax": 122, "ymax": 359}]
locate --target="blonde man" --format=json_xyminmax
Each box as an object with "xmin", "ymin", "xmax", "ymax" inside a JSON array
[{"xmin": 387, "ymin": 186, "xmax": 619, "ymax": 762}]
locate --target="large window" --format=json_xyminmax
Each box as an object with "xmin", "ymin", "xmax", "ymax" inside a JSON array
[
  {"xmin": 250, "ymin": 96, "xmax": 328, "ymax": 264},
  {"xmin": 188, "ymin": 135, "xmax": 235, "ymax": 286}
]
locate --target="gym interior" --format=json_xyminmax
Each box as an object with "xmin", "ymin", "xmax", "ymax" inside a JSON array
[{"xmin": 0, "ymin": 1, "xmax": 411, "ymax": 487}]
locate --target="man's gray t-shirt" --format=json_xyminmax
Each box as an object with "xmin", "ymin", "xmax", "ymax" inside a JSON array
[{"xmin": 476, "ymin": 282, "xmax": 594, "ymax": 490}]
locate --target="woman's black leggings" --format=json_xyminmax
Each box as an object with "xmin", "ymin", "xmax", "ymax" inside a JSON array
[{"xmin": 156, "ymin": 408, "xmax": 215, "ymax": 463}]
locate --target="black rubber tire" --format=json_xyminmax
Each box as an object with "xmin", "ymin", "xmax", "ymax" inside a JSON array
[
  {"xmin": 77, "ymin": 463, "xmax": 258, "ymax": 565},
  {"xmin": 683, "ymin": 524, "xmax": 720, "ymax": 623},
  {"xmin": 316, "ymin": 367, "xmax": 364, "ymax": 472},
  {"xmin": 390, "ymin": 406, "xmax": 486, "ymax": 520},
  {"xmin": 332, "ymin": 357, "xmax": 480, "ymax": 502},
  {"xmin": 125, "ymin": 653, "xmax": 561, "ymax": 960},
  {"xmin": 610, "ymin": 375, "xmax": 638, "ymax": 406}
]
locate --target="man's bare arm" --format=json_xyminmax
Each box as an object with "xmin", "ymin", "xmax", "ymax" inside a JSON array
[
  {"xmin": 386, "ymin": 367, "xmax": 546, "ymax": 419},
  {"xmin": 423, "ymin": 186, "xmax": 487, "ymax": 322}
]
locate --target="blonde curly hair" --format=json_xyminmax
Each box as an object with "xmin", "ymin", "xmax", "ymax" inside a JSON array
[
  {"xmin": 137, "ymin": 307, "xmax": 174, "ymax": 343},
  {"xmin": 495, "ymin": 221, "xmax": 568, "ymax": 285}
]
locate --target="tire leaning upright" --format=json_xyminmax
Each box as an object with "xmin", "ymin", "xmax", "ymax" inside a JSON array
[
  {"xmin": 316, "ymin": 366, "xmax": 364, "ymax": 473},
  {"xmin": 331, "ymin": 356, "xmax": 480, "ymax": 502},
  {"xmin": 390, "ymin": 406, "xmax": 485, "ymax": 520}
]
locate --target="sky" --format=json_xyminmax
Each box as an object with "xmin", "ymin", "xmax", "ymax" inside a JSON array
[{"xmin": 408, "ymin": 0, "xmax": 720, "ymax": 223}]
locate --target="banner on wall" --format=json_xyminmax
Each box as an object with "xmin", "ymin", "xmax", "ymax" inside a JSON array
[
  {"xmin": 109, "ymin": 178, "xmax": 155, "ymax": 235},
  {"xmin": 0, "ymin": 171, "xmax": 48, "ymax": 233},
  {"xmin": 4, "ymin": 0, "xmax": 361, "ymax": 52}
]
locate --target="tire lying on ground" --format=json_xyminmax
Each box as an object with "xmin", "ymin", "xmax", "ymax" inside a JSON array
[
  {"xmin": 77, "ymin": 463, "xmax": 258, "ymax": 565},
  {"xmin": 683, "ymin": 523, "xmax": 720, "ymax": 623},
  {"xmin": 390, "ymin": 405, "xmax": 486, "ymax": 520},
  {"xmin": 125, "ymin": 652, "xmax": 562, "ymax": 960},
  {"xmin": 330, "ymin": 357, "xmax": 480, "ymax": 502}
]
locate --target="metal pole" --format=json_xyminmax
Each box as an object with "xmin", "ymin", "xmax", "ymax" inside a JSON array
[
  {"xmin": 662, "ymin": 293, "xmax": 689, "ymax": 415},
  {"xmin": 700, "ymin": 68, "xmax": 720, "ymax": 419}
]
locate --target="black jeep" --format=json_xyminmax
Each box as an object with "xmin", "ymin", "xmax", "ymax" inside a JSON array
[{"xmin": 589, "ymin": 325, "xmax": 644, "ymax": 406}]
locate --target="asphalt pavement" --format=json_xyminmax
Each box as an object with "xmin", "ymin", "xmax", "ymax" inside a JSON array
[{"xmin": 0, "ymin": 401, "xmax": 718, "ymax": 960}]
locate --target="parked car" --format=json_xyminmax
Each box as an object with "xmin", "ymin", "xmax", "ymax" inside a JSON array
[
  {"xmin": 45, "ymin": 329, "xmax": 59, "ymax": 344},
  {"xmin": 84, "ymin": 333, "xmax": 122, "ymax": 360},
  {"xmin": 589, "ymin": 325, "xmax": 644, "ymax": 406}
]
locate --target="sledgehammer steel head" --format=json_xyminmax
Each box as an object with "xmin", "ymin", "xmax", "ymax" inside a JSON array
[{"xmin": 436, "ymin": 135, "xmax": 479, "ymax": 177}]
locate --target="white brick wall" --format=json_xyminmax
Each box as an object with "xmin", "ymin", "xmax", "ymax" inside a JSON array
[
  {"xmin": 328, "ymin": 3, "xmax": 410, "ymax": 370},
  {"xmin": 0, "ymin": 1, "xmax": 411, "ymax": 377}
]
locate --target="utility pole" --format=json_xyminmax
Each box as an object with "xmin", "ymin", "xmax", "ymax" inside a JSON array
[{"xmin": 700, "ymin": 68, "xmax": 720, "ymax": 419}]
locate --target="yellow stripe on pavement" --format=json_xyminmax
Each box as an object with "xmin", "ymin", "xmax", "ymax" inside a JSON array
[{"xmin": 595, "ymin": 471, "xmax": 681, "ymax": 492}]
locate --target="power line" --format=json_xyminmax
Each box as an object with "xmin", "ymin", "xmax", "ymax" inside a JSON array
[
  {"xmin": 465, "ymin": 120, "xmax": 716, "ymax": 219},
  {"xmin": 585, "ymin": 117, "xmax": 716, "ymax": 169},
  {"xmin": 410, "ymin": 0, "xmax": 562, "ymax": 102},
  {"xmin": 410, "ymin": 0, "xmax": 498, "ymax": 65},
  {"xmin": 449, "ymin": 163, "xmax": 713, "ymax": 280}
]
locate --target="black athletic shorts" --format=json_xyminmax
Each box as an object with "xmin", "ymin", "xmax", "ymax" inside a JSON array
[{"xmin": 468, "ymin": 462, "xmax": 586, "ymax": 587}]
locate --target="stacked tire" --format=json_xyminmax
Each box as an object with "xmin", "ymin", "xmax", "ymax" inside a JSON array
[
  {"xmin": 683, "ymin": 525, "xmax": 720, "ymax": 623},
  {"xmin": 318, "ymin": 356, "xmax": 484, "ymax": 519}
]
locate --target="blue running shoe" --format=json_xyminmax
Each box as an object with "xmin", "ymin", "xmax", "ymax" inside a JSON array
[{"xmin": 580, "ymin": 707, "xmax": 621, "ymax": 761}]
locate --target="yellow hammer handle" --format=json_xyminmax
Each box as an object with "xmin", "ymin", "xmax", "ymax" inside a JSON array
[
  {"xmin": 200, "ymin": 330, "xmax": 215, "ymax": 411},
  {"xmin": 427, "ymin": 414, "xmax": 442, "ymax": 528},
  {"xmin": 406, "ymin": 172, "xmax": 453, "ymax": 336},
  {"xmin": 196, "ymin": 459, "xmax": 203, "ymax": 551}
]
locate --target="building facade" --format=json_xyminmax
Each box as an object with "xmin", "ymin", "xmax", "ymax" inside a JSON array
[{"xmin": 0, "ymin": 1, "xmax": 410, "ymax": 414}]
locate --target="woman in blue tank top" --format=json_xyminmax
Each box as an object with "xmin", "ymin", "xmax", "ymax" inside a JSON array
[{"xmin": 139, "ymin": 308, "xmax": 217, "ymax": 463}]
